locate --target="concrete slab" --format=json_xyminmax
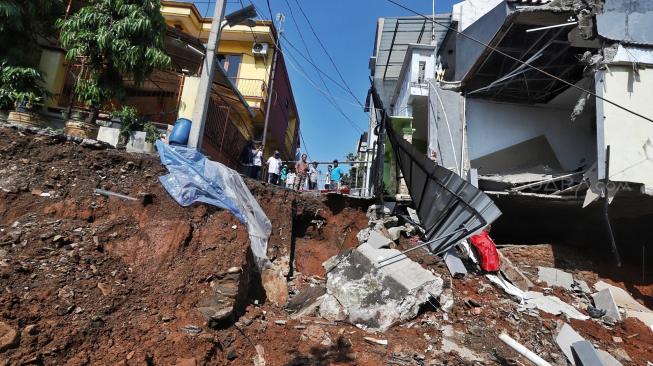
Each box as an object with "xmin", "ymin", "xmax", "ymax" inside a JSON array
[
  {"xmin": 96, "ymin": 126, "xmax": 120, "ymax": 147},
  {"xmin": 322, "ymin": 243, "xmax": 443, "ymax": 331},
  {"xmin": 594, "ymin": 281, "xmax": 652, "ymax": 313},
  {"xmin": 593, "ymin": 288, "xmax": 622, "ymax": 321},
  {"xmin": 523, "ymin": 292, "xmax": 589, "ymax": 320},
  {"xmin": 538, "ymin": 266, "xmax": 574, "ymax": 290},
  {"xmin": 597, "ymin": 349, "xmax": 623, "ymax": 366},
  {"xmin": 365, "ymin": 230, "xmax": 394, "ymax": 249},
  {"xmin": 498, "ymin": 251, "xmax": 533, "ymax": 291},
  {"xmin": 443, "ymin": 248, "xmax": 467, "ymax": 278},
  {"xmin": 556, "ymin": 323, "xmax": 585, "ymax": 365},
  {"xmin": 126, "ymin": 131, "xmax": 153, "ymax": 153},
  {"xmin": 572, "ymin": 340, "xmax": 605, "ymax": 366}
]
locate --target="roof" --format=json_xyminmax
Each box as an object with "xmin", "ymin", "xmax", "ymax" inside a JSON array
[
  {"xmin": 371, "ymin": 15, "xmax": 451, "ymax": 108},
  {"xmin": 507, "ymin": 0, "xmax": 551, "ymax": 4},
  {"xmin": 372, "ymin": 15, "xmax": 452, "ymax": 81}
]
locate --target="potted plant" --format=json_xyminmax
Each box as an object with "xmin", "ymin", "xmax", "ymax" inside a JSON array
[
  {"xmin": 1, "ymin": 64, "xmax": 49, "ymax": 128},
  {"xmin": 57, "ymin": 0, "xmax": 170, "ymax": 139},
  {"xmin": 143, "ymin": 121, "xmax": 162, "ymax": 153}
]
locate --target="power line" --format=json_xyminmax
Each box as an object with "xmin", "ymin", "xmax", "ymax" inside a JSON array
[
  {"xmin": 283, "ymin": 0, "xmax": 365, "ymax": 129},
  {"xmin": 291, "ymin": 0, "xmax": 363, "ymax": 106},
  {"xmin": 284, "ymin": 52, "xmax": 364, "ymax": 133},
  {"xmin": 281, "ymin": 33, "xmax": 364, "ymax": 107},
  {"xmin": 299, "ymin": 127, "xmax": 311, "ymax": 160},
  {"xmin": 385, "ymin": 0, "xmax": 653, "ymax": 124}
]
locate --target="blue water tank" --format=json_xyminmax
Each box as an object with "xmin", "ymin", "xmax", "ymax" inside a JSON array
[{"xmin": 169, "ymin": 118, "xmax": 192, "ymax": 145}]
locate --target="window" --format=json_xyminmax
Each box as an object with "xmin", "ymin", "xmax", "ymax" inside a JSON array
[
  {"xmin": 418, "ymin": 60, "xmax": 426, "ymax": 83},
  {"xmin": 217, "ymin": 54, "xmax": 242, "ymax": 80}
]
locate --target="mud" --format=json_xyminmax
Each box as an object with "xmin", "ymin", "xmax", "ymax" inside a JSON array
[{"xmin": 1, "ymin": 125, "xmax": 652, "ymax": 365}]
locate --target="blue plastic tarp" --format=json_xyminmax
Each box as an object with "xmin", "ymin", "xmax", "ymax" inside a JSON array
[{"xmin": 156, "ymin": 141, "xmax": 272, "ymax": 269}]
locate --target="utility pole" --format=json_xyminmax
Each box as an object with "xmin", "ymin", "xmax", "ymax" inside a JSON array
[
  {"xmin": 261, "ymin": 14, "xmax": 284, "ymax": 154},
  {"xmin": 188, "ymin": 0, "xmax": 227, "ymax": 149}
]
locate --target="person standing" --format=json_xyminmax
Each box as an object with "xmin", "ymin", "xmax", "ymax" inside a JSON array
[
  {"xmin": 240, "ymin": 140, "xmax": 254, "ymax": 177},
  {"xmin": 279, "ymin": 165, "xmax": 288, "ymax": 187},
  {"xmin": 330, "ymin": 160, "xmax": 343, "ymax": 190},
  {"xmin": 285, "ymin": 168, "xmax": 296, "ymax": 189},
  {"xmin": 266, "ymin": 150, "xmax": 282, "ymax": 185},
  {"xmin": 250, "ymin": 144, "xmax": 263, "ymax": 180},
  {"xmin": 308, "ymin": 162, "xmax": 319, "ymax": 190},
  {"xmin": 294, "ymin": 154, "xmax": 309, "ymax": 191},
  {"xmin": 324, "ymin": 164, "xmax": 333, "ymax": 190}
]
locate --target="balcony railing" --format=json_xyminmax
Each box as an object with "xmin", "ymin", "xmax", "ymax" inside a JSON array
[{"xmin": 229, "ymin": 77, "xmax": 267, "ymax": 100}]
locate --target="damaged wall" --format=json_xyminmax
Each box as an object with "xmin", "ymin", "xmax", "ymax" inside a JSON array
[
  {"xmin": 428, "ymin": 83, "xmax": 464, "ymax": 172},
  {"xmin": 466, "ymin": 86, "xmax": 596, "ymax": 174},
  {"xmin": 595, "ymin": 66, "xmax": 653, "ymax": 191}
]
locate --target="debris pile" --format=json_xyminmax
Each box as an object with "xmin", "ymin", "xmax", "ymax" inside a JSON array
[{"xmin": 1, "ymin": 124, "xmax": 652, "ymax": 365}]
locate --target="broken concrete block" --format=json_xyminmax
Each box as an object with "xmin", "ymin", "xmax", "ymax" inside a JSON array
[
  {"xmin": 356, "ymin": 228, "xmax": 371, "ymax": 244},
  {"xmin": 439, "ymin": 288, "xmax": 454, "ymax": 312},
  {"xmin": 322, "ymin": 243, "xmax": 443, "ymax": 331},
  {"xmin": 439, "ymin": 325, "xmax": 484, "ymax": 362},
  {"xmin": 443, "ymin": 248, "xmax": 467, "ymax": 278},
  {"xmin": 597, "ymin": 349, "xmax": 623, "ymax": 366},
  {"xmin": 366, "ymin": 230, "xmax": 394, "ymax": 249},
  {"xmin": 555, "ymin": 323, "xmax": 585, "ymax": 365},
  {"xmin": 318, "ymin": 293, "xmax": 347, "ymax": 322},
  {"xmin": 594, "ymin": 281, "xmax": 652, "ymax": 313},
  {"xmin": 592, "ymin": 288, "xmax": 622, "ymax": 321},
  {"xmin": 537, "ymin": 267, "xmax": 574, "ymax": 290},
  {"xmin": 287, "ymin": 286, "xmax": 325, "ymax": 319},
  {"xmin": 571, "ymin": 340, "xmax": 605, "ymax": 366},
  {"xmin": 522, "ymin": 292, "xmax": 589, "ymax": 320},
  {"xmin": 497, "ymin": 251, "xmax": 532, "ymax": 291},
  {"xmin": 386, "ymin": 226, "xmax": 402, "ymax": 241}
]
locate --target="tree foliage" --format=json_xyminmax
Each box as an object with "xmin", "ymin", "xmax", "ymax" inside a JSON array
[
  {"xmin": 0, "ymin": 63, "xmax": 49, "ymax": 110},
  {"xmin": 57, "ymin": 0, "xmax": 171, "ymax": 110},
  {"xmin": 0, "ymin": 0, "xmax": 63, "ymax": 66}
]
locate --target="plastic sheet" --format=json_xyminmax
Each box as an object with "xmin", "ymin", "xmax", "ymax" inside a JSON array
[{"xmin": 155, "ymin": 141, "xmax": 271, "ymax": 269}]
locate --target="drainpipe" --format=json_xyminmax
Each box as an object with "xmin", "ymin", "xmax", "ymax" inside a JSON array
[
  {"xmin": 603, "ymin": 145, "xmax": 621, "ymax": 267},
  {"xmin": 261, "ymin": 45, "xmax": 279, "ymax": 154}
]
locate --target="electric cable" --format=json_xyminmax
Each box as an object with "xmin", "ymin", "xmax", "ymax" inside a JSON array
[{"xmin": 291, "ymin": 0, "xmax": 363, "ymax": 106}]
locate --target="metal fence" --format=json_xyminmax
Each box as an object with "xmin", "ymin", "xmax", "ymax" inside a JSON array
[{"xmin": 203, "ymin": 97, "xmax": 248, "ymax": 171}]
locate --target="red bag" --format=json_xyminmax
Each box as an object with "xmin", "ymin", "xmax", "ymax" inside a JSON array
[{"xmin": 469, "ymin": 230, "xmax": 500, "ymax": 272}]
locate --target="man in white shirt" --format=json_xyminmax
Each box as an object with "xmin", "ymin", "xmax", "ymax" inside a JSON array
[
  {"xmin": 285, "ymin": 169, "xmax": 296, "ymax": 189},
  {"xmin": 251, "ymin": 144, "xmax": 263, "ymax": 180},
  {"xmin": 308, "ymin": 162, "xmax": 319, "ymax": 190},
  {"xmin": 266, "ymin": 150, "xmax": 282, "ymax": 185}
]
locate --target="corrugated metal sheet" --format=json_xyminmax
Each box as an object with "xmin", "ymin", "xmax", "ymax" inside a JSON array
[
  {"xmin": 374, "ymin": 16, "xmax": 452, "ymax": 81},
  {"xmin": 372, "ymin": 15, "xmax": 451, "ymax": 108},
  {"xmin": 385, "ymin": 110, "xmax": 502, "ymax": 255}
]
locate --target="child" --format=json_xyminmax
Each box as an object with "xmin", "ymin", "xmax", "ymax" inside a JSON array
[
  {"xmin": 285, "ymin": 168, "xmax": 296, "ymax": 189},
  {"xmin": 279, "ymin": 165, "xmax": 288, "ymax": 187}
]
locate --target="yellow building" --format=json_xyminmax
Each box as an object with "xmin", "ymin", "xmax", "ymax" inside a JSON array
[
  {"xmin": 161, "ymin": 1, "xmax": 300, "ymax": 162},
  {"xmin": 38, "ymin": 0, "xmax": 300, "ymax": 169}
]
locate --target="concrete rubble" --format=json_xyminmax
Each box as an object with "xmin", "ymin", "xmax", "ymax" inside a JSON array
[{"xmin": 321, "ymin": 242, "xmax": 443, "ymax": 332}]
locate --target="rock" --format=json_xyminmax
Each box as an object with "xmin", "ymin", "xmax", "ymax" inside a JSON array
[
  {"xmin": 356, "ymin": 228, "xmax": 371, "ymax": 244},
  {"xmin": 261, "ymin": 267, "xmax": 288, "ymax": 307},
  {"xmin": 386, "ymin": 226, "xmax": 402, "ymax": 241},
  {"xmin": 364, "ymin": 337, "xmax": 388, "ymax": 346},
  {"xmin": 300, "ymin": 325, "xmax": 333, "ymax": 346},
  {"xmin": 226, "ymin": 350, "xmax": 238, "ymax": 361},
  {"xmin": 274, "ymin": 320, "xmax": 286, "ymax": 325},
  {"xmin": 22, "ymin": 324, "xmax": 37, "ymax": 337},
  {"xmin": 439, "ymin": 288, "xmax": 454, "ymax": 313},
  {"xmin": 126, "ymin": 351, "xmax": 135, "ymax": 360},
  {"xmin": 226, "ymin": 266, "xmax": 241, "ymax": 274},
  {"xmin": 0, "ymin": 321, "xmax": 19, "ymax": 352},
  {"xmin": 97, "ymin": 282, "xmax": 112, "ymax": 296}
]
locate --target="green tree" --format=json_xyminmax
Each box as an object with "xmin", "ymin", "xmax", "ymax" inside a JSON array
[
  {"xmin": 0, "ymin": 1, "xmax": 63, "ymax": 110},
  {"xmin": 57, "ymin": 0, "xmax": 171, "ymax": 121},
  {"xmin": 0, "ymin": 0, "xmax": 63, "ymax": 66}
]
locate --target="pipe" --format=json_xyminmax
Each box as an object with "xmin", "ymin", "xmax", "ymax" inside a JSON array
[
  {"xmin": 499, "ymin": 333, "xmax": 552, "ymax": 366},
  {"xmin": 376, "ymin": 227, "xmax": 467, "ymax": 266},
  {"xmin": 602, "ymin": 145, "xmax": 621, "ymax": 267}
]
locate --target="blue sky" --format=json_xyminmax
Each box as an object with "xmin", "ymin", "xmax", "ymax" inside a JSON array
[{"xmin": 192, "ymin": 0, "xmax": 458, "ymax": 168}]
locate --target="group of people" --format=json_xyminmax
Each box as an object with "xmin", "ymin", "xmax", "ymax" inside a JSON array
[{"xmin": 241, "ymin": 142, "xmax": 343, "ymax": 191}]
